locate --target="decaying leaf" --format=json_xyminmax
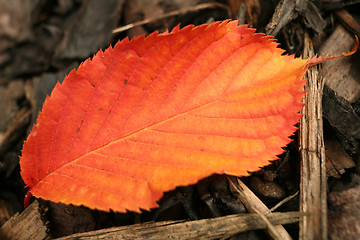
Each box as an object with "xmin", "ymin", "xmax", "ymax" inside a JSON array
[{"xmin": 20, "ymin": 20, "xmax": 357, "ymax": 212}]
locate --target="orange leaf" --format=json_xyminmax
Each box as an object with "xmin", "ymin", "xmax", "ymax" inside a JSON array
[{"xmin": 21, "ymin": 20, "xmax": 309, "ymax": 212}]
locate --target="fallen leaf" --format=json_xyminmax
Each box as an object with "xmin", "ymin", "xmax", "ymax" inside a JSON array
[{"xmin": 19, "ymin": 20, "xmax": 356, "ymax": 212}]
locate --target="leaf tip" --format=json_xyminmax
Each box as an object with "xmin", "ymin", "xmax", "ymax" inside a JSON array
[{"xmin": 24, "ymin": 189, "xmax": 33, "ymax": 209}]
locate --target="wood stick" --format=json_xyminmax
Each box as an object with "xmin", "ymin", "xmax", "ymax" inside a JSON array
[
  {"xmin": 0, "ymin": 200, "xmax": 50, "ymax": 240},
  {"xmin": 299, "ymin": 32, "xmax": 327, "ymax": 240},
  {"xmin": 56, "ymin": 211, "xmax": 305, "ymax": 240},
  {"xmin": 229, "ymin": 178, "xmax": 293, "ymax": 240}
]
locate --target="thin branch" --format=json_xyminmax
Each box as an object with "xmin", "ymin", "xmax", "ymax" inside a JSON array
[
  {"xmin": 269, "ymin": 191, "xmax": 299, "ymax": 213},
  {"xmin": 228, "ymin": 177, "xmax": 294, "ymax": 240},
  {"xmin": 112, "ymin": 2, "xmax": 230, "ymax": 34}
]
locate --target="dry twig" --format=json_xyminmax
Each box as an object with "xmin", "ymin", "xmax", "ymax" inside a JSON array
[
  {"xmin": 112, "ymin": 2, "xmax": 230, "ymax": 34},
  {"xmin": 228, "ymin": 177, "xmax": 293, "ymax": 240}
]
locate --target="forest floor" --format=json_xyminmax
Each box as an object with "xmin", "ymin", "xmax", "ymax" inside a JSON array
[{"xmin": 1, "ymin": 0, "xmax": 360, "ymax": 239}]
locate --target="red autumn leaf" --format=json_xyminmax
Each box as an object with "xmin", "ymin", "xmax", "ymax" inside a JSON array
[{"xmin": 20, "ymin": 20, "xmax": 319, "ymax": 212}]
